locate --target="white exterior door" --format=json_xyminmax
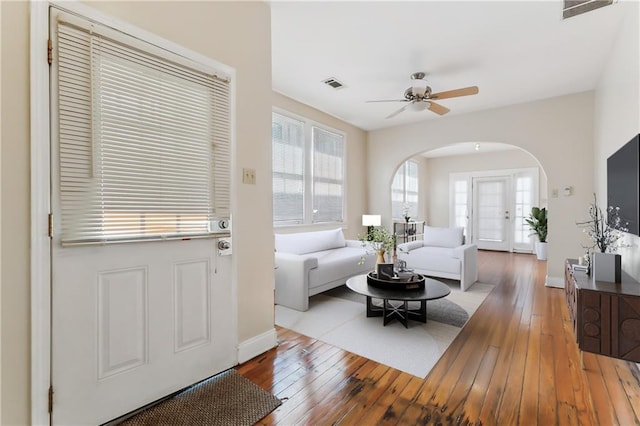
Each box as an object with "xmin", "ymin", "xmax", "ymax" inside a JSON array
[
  {"xmin": 48, "ymin": 6, "xmax": 236, "ymax": 424},
  {"xmin": 51, "ymin": 238, "xmax": 235, "ymax": 424},
  {"xmin": 472, "ymin": 177, "xmax": 511, "ymax": 251}
]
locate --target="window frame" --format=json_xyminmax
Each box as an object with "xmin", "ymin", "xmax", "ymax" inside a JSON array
[{"xmin": 272, "ymin": 108, "xmax": 347, "ymax": 228}]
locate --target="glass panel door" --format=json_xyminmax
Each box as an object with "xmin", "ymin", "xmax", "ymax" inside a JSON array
[{"xmin": 472, "ymin": 176, "xmax": 510, "ymax": 251}]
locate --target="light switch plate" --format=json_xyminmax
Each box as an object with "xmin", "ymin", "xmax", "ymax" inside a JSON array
[{"xmin": 242, "ymin": 168, "xmax": 256, "ymax": 184}]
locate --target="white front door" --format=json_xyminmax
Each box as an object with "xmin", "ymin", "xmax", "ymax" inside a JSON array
[
  {"xmin": 51, "ymin": 238, "xmax": 235, "ymax": 425},
  {"xmin": 48, "ymin": 6, "xmax": 236, "ymax": 424},
  {"xmin": 472, "ymin": 176, "xmax": 511, "ymax": 251}
]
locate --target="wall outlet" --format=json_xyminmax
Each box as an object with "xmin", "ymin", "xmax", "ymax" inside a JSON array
[{"xmin": 242, "ymin": 168, "xmax": 256, "ymax": 185}]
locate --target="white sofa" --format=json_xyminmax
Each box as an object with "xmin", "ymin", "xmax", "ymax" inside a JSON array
[
  {"xmin": 274, "ymin": 228, "xmax": 376, "ymax": 311},
  {"xmin": 397, "ymin": 226, "xmax": 478, "ymax": 291}
]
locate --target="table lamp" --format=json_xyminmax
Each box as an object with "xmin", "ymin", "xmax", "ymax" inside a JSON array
[{"xmin": 362, "ymin": 214, "xmax": 381, "ymax": 240}]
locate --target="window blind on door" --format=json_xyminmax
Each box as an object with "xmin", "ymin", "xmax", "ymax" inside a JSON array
[{"xmin": 55, "ymin": 14, "xmax": 231, "ymax": 244}]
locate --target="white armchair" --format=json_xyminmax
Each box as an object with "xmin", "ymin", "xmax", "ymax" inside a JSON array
[{"xmin": 397, "ymin": 226, "xmax": 478, "ymax": 291}]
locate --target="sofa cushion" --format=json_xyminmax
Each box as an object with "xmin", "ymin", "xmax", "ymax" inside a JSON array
[
  {"xmin": 308, "ymin": 246, "xmax": 370, "ymax": 289},
  {"xmin": 275, "ymin": 228, "xmax": 346, "ymax": 255},
  {"xmin": 423, "ymin": 226, "xmax": 464, "ymax": 248}
]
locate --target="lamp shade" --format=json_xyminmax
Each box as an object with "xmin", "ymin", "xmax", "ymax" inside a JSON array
[{"xmin": 362, "ymin": 214, "xmax": 381, "ymax": 227}]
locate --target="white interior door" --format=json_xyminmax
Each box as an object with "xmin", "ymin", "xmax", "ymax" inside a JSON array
[
  {"xmin": 472, "ymin": 176, "xmax": 511, "ymax": 251},
  {"xmin": 51, "ymin": 238, "xmax": 235, "ymax": 425}
]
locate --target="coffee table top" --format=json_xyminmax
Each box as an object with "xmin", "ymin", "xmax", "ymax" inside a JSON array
[{"xmin": 346, "ymin": 273, "xmax": 451, "ymax": 301}]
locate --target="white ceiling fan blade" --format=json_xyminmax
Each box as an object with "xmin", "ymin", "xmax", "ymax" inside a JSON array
[
  {"xmin": 386, "ymin": 104, "xmax": 410, "ymax": 119},
  {"xmin": 366, "ymin": 99, "xmax": 409, "ymax": 103}
]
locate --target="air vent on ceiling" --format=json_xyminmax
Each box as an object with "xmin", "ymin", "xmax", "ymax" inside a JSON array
[
  {"xmin": 322, "ymin": 77, "xmax": 346, "ymax": 90},
  {"xmin": 563, "ymin": 0, "xmax": 614, "ymax": 19}
]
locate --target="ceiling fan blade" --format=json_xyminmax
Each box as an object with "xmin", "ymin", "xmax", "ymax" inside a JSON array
[
  {"xmin": 430, "ymin": 86, "xmax": 479, "ymax": 100},
  {"xmin": 427, "ymin": 101, "xmax": 450, "ymax": 115},
  {"xmin": 366, "ymin": 99, "xmax": 409, "ymax": 103},
  {"xmin": 386, "ymin": 104, "xmax": 410, "ymax": 119}
]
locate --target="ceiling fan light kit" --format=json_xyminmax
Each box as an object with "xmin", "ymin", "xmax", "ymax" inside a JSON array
[
  {"xmin": 409, "ymin": 102, "xmax": 429, "ymax": 112},
  {"xmin": 367, "ymin": 72, "xmax": 479, "ymax": 119}
]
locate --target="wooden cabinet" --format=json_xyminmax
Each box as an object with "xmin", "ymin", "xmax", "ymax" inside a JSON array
[
  {"xmin": 393, "ymin": 221, "xmax": 424, "ymax": 244},
  {"xmin": 564, "ymin": 259, "xmax": 640, "ymax": 362}
]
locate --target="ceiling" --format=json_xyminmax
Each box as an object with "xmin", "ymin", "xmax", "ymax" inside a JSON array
[{"xmin": 270, "ymin": 1, "xmax": 627, "ymax": 132}]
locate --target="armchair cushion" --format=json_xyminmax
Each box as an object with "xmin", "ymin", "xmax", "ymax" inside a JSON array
[{"xmin": 422, "ymin": 226, "xmax": 464, "ymax": 248}]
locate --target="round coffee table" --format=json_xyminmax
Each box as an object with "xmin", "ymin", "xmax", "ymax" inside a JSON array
[{"xmin": 345, "ymin": 274, "xmax": 451, "ymax": 328}]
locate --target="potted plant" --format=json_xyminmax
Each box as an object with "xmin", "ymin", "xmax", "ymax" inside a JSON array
[
  {"xmin": 359, "ymin": 226, "xmax": 396, "ymax": 264},
  {"xmin": 525, "ymin": 206, "xmax": 548, "ymax": 260}
]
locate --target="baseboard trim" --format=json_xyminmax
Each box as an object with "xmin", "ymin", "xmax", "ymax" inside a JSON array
[
  {"xmin": 237, "ymin": 327, "xmax": 278, "ymax": 364},
  {"xmin": 545, "ymin": 275, "xmax": 564, "ymax": 288}
]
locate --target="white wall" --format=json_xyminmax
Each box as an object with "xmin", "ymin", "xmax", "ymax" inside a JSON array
[
  {"xmin": 1, "ymin": 2, "xmax": 30, "ymax": 423},
  {"xmin": 368, "ymin": 92, "xmax": 595, "ymax": 284},
  {"xmin": 1, "ymin": 2, "xmax": 273, "ymax": 423},
  {"xmin": 272, "ymin": 92, "xmax": 369, "ymax": 240},
  {"xmin": 424, "ymin": 149, "xmax": 546, "ymax": 227},
  {"xmin": 594, "ymin": 1, "xmax": 640, "ymax": 281}
]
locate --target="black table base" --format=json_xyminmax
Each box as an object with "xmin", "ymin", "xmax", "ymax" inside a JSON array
[{"xmin": 365, "ymin": 296, "xmax": 427, "ymax": 328}]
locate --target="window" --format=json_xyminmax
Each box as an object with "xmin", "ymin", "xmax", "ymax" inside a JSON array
[
  {"xmin": 391, "ymin": 160, "xmax": 419, "ymax": 219},
  {"xmin": 513, "ymin": 172, "xmax": 536, "ymax": 247},
  {"xmin": 272, "ymin": 111, "xmax": 345, "ymax": 226},
  {"xmin": 54, "ymin": 12, "xmax": 230, "ymax": 244},
  {"xmin": 452, "ymin": 179, "xmax": 469, "ymax": 236}
]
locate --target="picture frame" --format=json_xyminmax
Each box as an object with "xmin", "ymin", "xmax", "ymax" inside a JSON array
[{"xmin": 376, "ymin": 263, "xmax": 395, "ymax": 280}]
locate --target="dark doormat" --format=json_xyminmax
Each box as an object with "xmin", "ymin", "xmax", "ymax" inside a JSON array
[{"xmin": 113, "ymin": 369, "xmax": 281, "ymax": 426}]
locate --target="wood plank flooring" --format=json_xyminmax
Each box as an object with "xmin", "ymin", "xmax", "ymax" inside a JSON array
[{"xmin": 237, "ymin": 251, "xmax": 640, "ymax": 425}]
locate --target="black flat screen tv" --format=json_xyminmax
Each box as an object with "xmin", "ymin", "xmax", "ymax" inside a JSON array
[{"xmin": 607, "ymin": 133, "xmax": 639, "ymax": 236}]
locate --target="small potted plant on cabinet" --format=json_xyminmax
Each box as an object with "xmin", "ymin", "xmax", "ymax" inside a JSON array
[{"xmin": 525, "ymin": 207, "xmax": 548, "ymax": 260}]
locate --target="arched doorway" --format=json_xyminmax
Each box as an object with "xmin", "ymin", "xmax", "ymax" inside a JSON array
[{"xmin": 390, "ymin": 141, "xmax": 548, "ymax": 253}]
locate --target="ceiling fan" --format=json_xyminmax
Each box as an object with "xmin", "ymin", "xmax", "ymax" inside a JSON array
[{"xmin": 367, "ymin": 72, "xmax": 479, "ymax": 119}]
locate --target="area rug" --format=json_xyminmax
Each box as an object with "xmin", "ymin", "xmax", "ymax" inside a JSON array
[
  {"xmin": 117, "ymin": 369, "xmax": 281, "ymax": 426},
  {"xmin": 275, "ymin": 280, "xmax": 494, "ymax": 378}
]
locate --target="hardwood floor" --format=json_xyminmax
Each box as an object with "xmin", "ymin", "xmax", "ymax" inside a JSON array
[{"xmin": 237, "ymin": 251, "xmax": 640, "ymax": 425}]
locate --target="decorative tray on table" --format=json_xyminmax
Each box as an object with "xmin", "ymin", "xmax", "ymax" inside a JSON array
[{"xmin": 366, "ymin": 271, "xmax": 425, "ymax": 290}]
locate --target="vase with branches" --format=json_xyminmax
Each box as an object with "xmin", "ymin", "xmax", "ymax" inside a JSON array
[{"xmin": 576, "ymin": 193, "xmax": 628, "ymax": 254}]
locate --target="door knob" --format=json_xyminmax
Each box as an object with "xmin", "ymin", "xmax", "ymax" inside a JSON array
[{"xmin": 218, "ymin": 240, "xmax": 230, "ymax": 250}]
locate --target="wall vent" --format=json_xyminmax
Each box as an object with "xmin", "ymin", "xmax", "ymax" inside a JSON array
[
  {"xmin": 563, "ymin": 0, "xmax": 614, "ymax": 19},
  {"xmin": 322, "ymin": 77, "xmax": 346, "ymax": 90}
]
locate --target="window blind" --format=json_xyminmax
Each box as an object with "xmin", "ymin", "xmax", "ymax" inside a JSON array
[
  {"xmin": 391, "ymin": 160, "xmax": 419, "ymax": 219},
  {"xmin": 55, "ymin": 14, "xmax": 231, "ymax": 244},
  {"xmin": 271, "ymin": 112, "xmax": 346, "ymax": 226},
  {"xmin": 272, "ymin": 113, "xmax": 305, "ymax": 225},
  {"xmin": 312, "ymin": 127, "xmax": 344, "ymax": 223},
  {"xmin": 405, "ymin": 160, "xmax": 419, "ymax": 218}
]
